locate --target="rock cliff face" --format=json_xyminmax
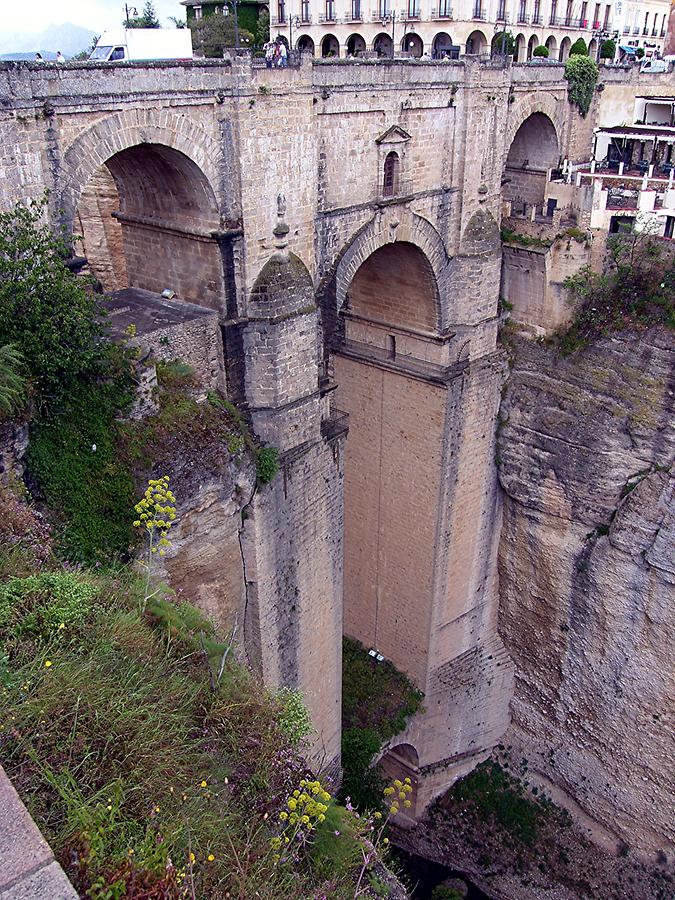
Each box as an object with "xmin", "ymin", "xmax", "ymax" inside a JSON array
[{"xmin": 497, "ymin": 327, "xmax": 674, "ymax": 858}]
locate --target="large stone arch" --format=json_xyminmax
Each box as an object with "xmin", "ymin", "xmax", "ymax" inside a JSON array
[
  {"xmin": 503, "ymin": 93, "xmax": 566, "ymax": 170},
  {"xmin": 58, "ymin": 109, "xmax": 224, "ymax": 229}
]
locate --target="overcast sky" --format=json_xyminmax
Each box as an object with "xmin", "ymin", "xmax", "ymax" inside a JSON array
[{"xmin": 2, "ymin": 0, "xmax": 184, "ymax": 35}]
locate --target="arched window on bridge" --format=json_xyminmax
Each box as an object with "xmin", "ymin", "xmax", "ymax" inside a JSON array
[{"xmin": 382, "ymin": 151, "xmax": 400, "ymax": 198}]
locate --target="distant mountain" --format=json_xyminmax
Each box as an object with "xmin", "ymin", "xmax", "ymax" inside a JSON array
[{"xmin": 0, "ymin": 23, "xmax": 96, "ymax": 58}]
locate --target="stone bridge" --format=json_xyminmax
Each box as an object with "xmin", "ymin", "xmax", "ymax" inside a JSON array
[{"xmin": 0, "ymin": 55, "xmax": 648, "ymax": 811}]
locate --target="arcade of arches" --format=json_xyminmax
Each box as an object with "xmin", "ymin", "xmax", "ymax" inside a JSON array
[{"xmin": 74, "ymin": 143, "xmax": 225, "ymax": 312}]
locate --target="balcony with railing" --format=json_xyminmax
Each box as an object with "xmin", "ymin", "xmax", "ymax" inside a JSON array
[
  {"xmin": 496, "ymin": 4, "xmax": 509, "ymax": 21},
  {"xmin": 271, "ymin": 14, "xmax": 287, "ymax": 24},
  {"xmin": 622, "ymin": 25, "xmax": 630, "ymax": 33},
  {"xmin": 517, "ymin": 11, "xmax": 530, "ymax": 22},
  {"xmin": 347, "ymin": 0, "xmax": 363, "ymax": 20},
  {"xmin": 660, "ymin": 28, "xmax": 666, "ymax": 36},
  {"xmin": 531, "ymin": 12, "xmax": 542, "ymax": 23},
  {"xmin": 632, "ymin": 26, "xmax": 640, "ymax": 34},
  {"xmin": 578, "ymin": 17, "xmax": 588, "ymax": 28},
  {"xmin": 473, "ymin": 4, "xmax": 487, "ymax": 18},
  {"xmin": 432, "ymin": 3, "xmax": 453, "ymax": 18},
  {"xmin": 321, "ymin": 1, "xmax": 337, "ymax": 21}
]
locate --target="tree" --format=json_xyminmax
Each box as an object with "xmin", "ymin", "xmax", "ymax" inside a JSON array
[
  {"xmin": 190, "ymin": 12, "xmax": 254, "ymax": 56},
  {"xmin": 533, "ymin": 45, "xmax": 549, "ymax": 57},
  {"xmin": 0, "ymin": 197, "xmax": 101, "ymax": 410},
  {"xmin": 127, "ymin": 1, "xmax": 161, "ymax": 28},
  {"xmin": 599, "ymin": 39, "xmax": 616, "ymax": 59},
  {"xmin": 569, "ymin": 37, "xmax": 588, "ymax": 56},
  {"xmin": 169, "ymin": 16, "xmax": 187, "ymax": 28},
  {"xmin": 255, "ymin": 8, "xmax": 270, "ymax": 46},
  {"xmin": 491, "ymin": 31, "xmax": 516, "ymax": 56},
  {"xmin": 636, "ymin": 47, "xmax": 645, "ymax": 59},
  {"xmin": 564, "ymin": 54, "xmax": 599, "ymax": 116},
  {"xmin": 72, "ymin": 35, "xmax": 99, "ymax": 60}
]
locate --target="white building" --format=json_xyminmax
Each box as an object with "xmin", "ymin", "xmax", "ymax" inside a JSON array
[{"xmin": 270, "ymin": 0, "xmax": 670, "ymax": 60}]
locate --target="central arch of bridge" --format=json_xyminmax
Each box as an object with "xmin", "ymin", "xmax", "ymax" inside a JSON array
[
  {"xmin": 74, "ymin": 143, "xmax": 224, "ymax": 311},
  {"xmin": 332, "ymin": 241, "xmax": 444, "ymax": 687}
]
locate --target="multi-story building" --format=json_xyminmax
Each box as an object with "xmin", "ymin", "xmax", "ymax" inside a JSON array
[{"xmin": 269, "ymin": 0, "xmax": 669, "ymax": 59}]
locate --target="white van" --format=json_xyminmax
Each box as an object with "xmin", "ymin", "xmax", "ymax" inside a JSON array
[
  {"xmin": 640, "ymin": 58, "xmax": 669, "ymax": 73},
  {"xmin": 89, "ymin": 29, "xmax": 193, "ymax": 62}
]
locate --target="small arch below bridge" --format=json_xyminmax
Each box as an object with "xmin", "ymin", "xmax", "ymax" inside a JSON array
[
  {"xmin": 296, "ymin": 34, "xmax": 315, "ymax": 54},
  {"xmin": 378, "ymin": 744, "xmax": 420, "ymax": 820}
]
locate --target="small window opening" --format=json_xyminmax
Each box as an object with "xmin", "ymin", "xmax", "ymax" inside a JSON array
[
  {"xmin": 387, "ymin": 334, "xmax": 396, "ymax": 358},
  {"xmin": 383, "ymin": 151, "xmax": 400, "ymax": 197}
]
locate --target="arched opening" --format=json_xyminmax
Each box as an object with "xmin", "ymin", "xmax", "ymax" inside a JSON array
[
  {"xmin": 346, "ymin": 33, "xmax": 366, "ymax": 56},
  {"xmin": 332, "ymin": 242, "xmax": 441, "ymax": 683},
  {"xmin": 382, "ymin": 151, "xmax": 400, "ymax": 197},
  {"xmin": 378, "ymin": 743, "xmax": 420, "ymax": 818},
  {"xmin": 545, "ymin": 34, "xmax": 557, "ymax": 56},
  {"xmin": 559, "ymin": 35, "xmax": 571, "ymax": 60},
  {"xmin": 373, "ymin": 32, "xmax": 393, "ymax": 57},
  {"xmin": 588, "ymin": 37, "xmax": 598, "ymax": 59},
  {"xmin": 74, "ymin": 143, "xmax": 223, "ymax": 311},
  {"xmin": 321, "ymin": 33, "xmax": 340, "ymax": 57},
  {"xmin": 432, "ymin": 31, "xmax": 453, "ymax": 58},
  {"xmin": 527, "ymin": 34, "xmax": 539, "ymax": 58},
  {"xmin": 465, "ymin": 29, "xmax": 487, "ymax": 54},
  {"xmin": 503, "ymin": 112, "xmax": 559, "ymax": 212},
  {"xmin": 514, "ymin": 32, "xmax": 526, "ymax": 61},
  {"xmin": 401, "ymin": 32, "xmax": 423, "ymax": 57},
  {"xmin": 296, "ymin": 34, "xmax": 315, "ymax": 54}
]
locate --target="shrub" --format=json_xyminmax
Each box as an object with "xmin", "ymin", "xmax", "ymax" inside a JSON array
[
  {"xmin": 599, "ymin": 39, "xmax": 616, "ymax": 59},
  {"xmin": 275, "ymin": 687, "xmax": 313, "ymax": 747},
  {"xmin": 557, "ymin": 228, "xmax": 675, "ymax": 352},
  {"xmin": 0, "ymin": 344, "xmax": 26, "ymax": 416},
  {"xmin": 0, "ymin": 571, "xmax": 96, "ymax": 641},
  {"xmin": 564, "ymin": 54, "xmax": 599, "ymax": 116},
  {"xmin": 533, "ymin": 45, "xmax": 549, "ymax": 57},
  {"xmin": 256, "ymin": 446, "xmax": 279, "ymax": 485},
  {"xmin": 0, "ymin": 196, "xmax": 102, "ymax": 411},
  {"xmin": 569, "ymin": 38, "xmax": 588, "ymax": 56},
  {"xmin": 636, "ymin": 47, "xmax": 645, "ymax": 59}
]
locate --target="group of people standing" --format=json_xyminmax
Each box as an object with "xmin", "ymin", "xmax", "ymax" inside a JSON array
[
  {"xmin": 263, "ymin": 39, "xmax": 288, "ymax": 68},
  {"xmin": 34, "ymin": 52, "xmax": 66, "ymax": 62}
]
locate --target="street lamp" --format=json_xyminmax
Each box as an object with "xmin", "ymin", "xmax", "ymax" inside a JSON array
[
  {"xmin": 380, "ymin": 11, "xmax": 411, "ymax": 58},
  {"xmin": 289, "ymin": 14, "xmax": 301, "ymax": 53},
  {"xmin": 124, "ymin": 4, "xmax": 138, "ymax": 27},
  {"xmin": 229, "ymin": 0, "xmax": 240, "ymax": 48}
]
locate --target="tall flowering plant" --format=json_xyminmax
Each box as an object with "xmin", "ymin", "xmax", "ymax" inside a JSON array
[{"xmin": 133, "ymin": 476, "xmax": 177, "ymax": 608}]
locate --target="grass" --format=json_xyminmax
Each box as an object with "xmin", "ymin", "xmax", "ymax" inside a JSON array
[{"xmin": 0, "ymin": 555, "xmax": 368, "ymax": 899}]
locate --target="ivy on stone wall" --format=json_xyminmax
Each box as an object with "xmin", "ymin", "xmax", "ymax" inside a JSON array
[{"xmin": 564, "ymin": 55, "xmax": 599, "ymax": 118}]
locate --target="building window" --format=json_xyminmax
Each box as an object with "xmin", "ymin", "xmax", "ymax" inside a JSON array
[
  {"xmin": 301, "ymin": 0, "xmax": 310, "ymax": 19},
  {"xmin": 550, "ymin": 0, "xmax": 557, "ymax": 24},
  {"xmin": 351, "ymin": 0, "xmax": 361, "ymax": 17},
  {"xmin": 325, "ymin": 0, "xmax": 335, "ymax": 18},
  {"xmin": 194, "ymin": 4, "xmax": 203, "ymax": 18},
  {"xmin": 278, "ymin": 0, "xmax": 286, "ymax": 20},
  {"xmin": 497, "ymin": 0, "xmax": 506, "ymax": 19},
  {"xmin": 383, "ymin": 151, "xmax": 400, "ymax": 197},
  {"xmin": 473, "ymin": 1, "xmax": 483, "ymax": 17},
  {"xmin": 565, "ymin": 0, "xmax": 572, "ymax": 25},
  {"xmin": 519, "ymin": 0, "xmax": 527, "ymax": 21},
  {"xmin": 580, "ymin": 1, "xmax": 587, "ymax": 25},
  {"xmin": 408, "ymin": 0, "xmax": 420, "ymax": 15},
  {"xmin": 603, "ymin": 4, "xmax": 610, "ymax": 27},
  {"xmin": 533, "ymin": 0, "xmax": 541, "ymax": 21},
  {"xmin": 379, "ymin": 0, "xmax": 389, "ymax": 16}
]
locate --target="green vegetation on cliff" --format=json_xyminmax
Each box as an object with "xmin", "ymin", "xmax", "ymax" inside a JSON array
[{"xmin": 559, "ymin": 230, "xmax": 675, "ymax": 352}]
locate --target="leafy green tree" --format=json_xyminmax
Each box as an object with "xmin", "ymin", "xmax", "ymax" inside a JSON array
[
  {"xmin": 636, "ymin": 47, "xmax": 645, "ymax": 59},
  {"xmin": 255, "ymin": 8, "xmax": 270, "ymax": 46},
  {"xmin": 533, "ymin": 45, "xmax": 549, "ymax": 57},
  {"xmin": 0, "ymin": 197, "xmax": 101, "ymax": 411},
  {"xmin": 599, "ymin": 39, "xmax": 615, "ymax": 59},
  {"xmin": 190, "ymin": 12, "xmax": 254, "ymax": 56},
  {"xmin": 169, "ymin": 15, "xmax": 187, "ymax": 28},
  {"xmin": 564, "ymin": 54, "xmax": 598, "ymax": 116},
  {"xmin": 492, "ymin": 31, "xmax": 516, "ymax": 56},
  {"xmin": 569, "ymin": 37, "xmax": 588, "ymax": 56}
]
